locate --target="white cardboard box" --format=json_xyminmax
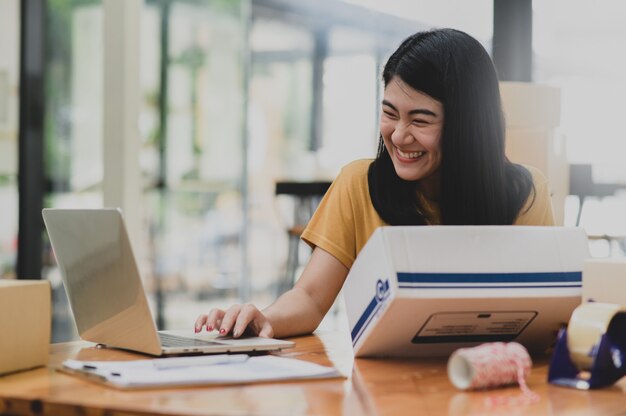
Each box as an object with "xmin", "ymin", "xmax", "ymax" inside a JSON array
[
  {"xmin": 583, "ymin": 258, "xmax": 626, "ymax": 305},
  {"xmin": 344, "ymin": 226, "xmax": 590, "ymax": 357}
]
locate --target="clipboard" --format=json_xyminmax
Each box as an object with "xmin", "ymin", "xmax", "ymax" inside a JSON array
[{"xmin": 58, "ymin": 354, "xmax": 343, "ymax": 389}]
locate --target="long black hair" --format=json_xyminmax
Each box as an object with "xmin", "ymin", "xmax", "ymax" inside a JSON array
[{"xmin": 368, "ymin": 28, "xmax": 534, "ymax": 225}]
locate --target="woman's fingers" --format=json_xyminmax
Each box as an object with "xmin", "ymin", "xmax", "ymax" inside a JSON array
[
  {"xmin": 233, "ymin": 304, "xmax": 264, "ymax": 338},
  {"xmin": 206, "ymin": 308, "xmax": 225, "ymax": 332},
  {"xmin": 194, "ymin": 314, "xmax": 208, "ymax": 333},
  {"xmin": 195, "ymin": 304, "xmax": 273, "ymax": 338},
  {"xmin": 194, "ymin": 309, "xmax": 225, "ymax": 333},
  {"xmin": 218, "ymin": 304, "xmax": 243, "ymax": 335}
]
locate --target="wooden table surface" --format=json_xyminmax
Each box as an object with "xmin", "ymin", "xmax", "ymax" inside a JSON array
[{"xmin": 1, "ymin": 330, "xmax": 626, "ymax": 415}]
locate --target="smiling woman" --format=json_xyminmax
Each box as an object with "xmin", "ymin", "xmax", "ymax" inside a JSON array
[
  {"xmin": 369, "ymin": 29, "xmax": 546, "ymax": 227},
  {"xmin": 195, "ymin": 28, "xmax": 556, "ymax": 340},
  {"xmin": 379, "ymin": 78, "xmax": 444, "ymax": 188}
]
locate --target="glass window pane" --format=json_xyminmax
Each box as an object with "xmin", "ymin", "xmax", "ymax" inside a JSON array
[
  {"xmin": 45, "ymin": 1, "xmax": 103, "ymax": 203},
  {"xmin": 247, "ymin": 19, "xmax": 315, "ymax": 293},
  {"xmin": 341, "ymin": 0, "xmax": 493, "ymax": 45},
  {"xmin": 533, "ymin": 0, "xmax": 626, "ymax": 169},
  {"xmin": 44, "ymin": 0, "xmax": 104, "ymax": 342},
  {"xmin": 139, "ymin": 1, "xmax": 249, "ymax": 328},
  {"xmin": 533, "ymin": 0, "xmax": 626, "ymax": 251},
  {"xmin": 319, "ymin": 28, "xmax": 379, "ymax": 175},
  {"xmin": 0, "ymin": 0, "xmax": 19, "ymax": 279}
]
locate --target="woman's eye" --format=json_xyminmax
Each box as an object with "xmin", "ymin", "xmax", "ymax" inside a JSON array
[
  {"xmin": 412, "ymin": 119, "xmax": 428, "ymax": 126},
  {"xmin": 383, "ymin": 111, "xmax": 397, "ymax": 119}
]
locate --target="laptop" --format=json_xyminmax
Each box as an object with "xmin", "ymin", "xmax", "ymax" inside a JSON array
[{"xmin": 42, "ymin": 208, "xmax": 294, "ymax": 356}]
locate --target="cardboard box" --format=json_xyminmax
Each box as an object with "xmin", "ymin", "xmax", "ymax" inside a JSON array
[
  {"xmin": 0, "ymin": 280, "xmax": 51, "ymax": 375},
  {"xmin": 344, "ymin": 226, "xmax": 590, "ymax": 357},
  {"xmin": 500, "ymin": 82, "xmax": 560, "ymax": 129},
  {"xmin": 583, "ymin": 258, "xmax": 626, "ymax": 305},
  {"xmin": 500, "ymin": 82, "xmax": 568, "ymax": 226}
]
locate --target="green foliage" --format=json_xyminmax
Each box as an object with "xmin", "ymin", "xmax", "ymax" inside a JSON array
[
  {"xmin": 146, "ymin": 0, "xmax": 243, "ymax": 16},
  {"xmin": 44, "ymin": 0, "xmax": 99, "ymax": 184},
  {"xmin": 0, "ymin": 174, "xmax": 15, "ymax": 186}
]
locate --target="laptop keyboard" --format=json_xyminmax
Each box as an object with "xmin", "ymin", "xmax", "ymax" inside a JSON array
[{"xmin": 158, "ymin": 332, "xmax": 224, "ymax": 347}]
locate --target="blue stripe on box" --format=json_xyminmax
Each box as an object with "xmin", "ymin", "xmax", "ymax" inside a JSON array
[
  {"xmin": 396, "ymin": 271, "xmax": 582, "ymax": 284},
  {"xmin": 350, "ymin": 297, "xmax": 379, "ymax": 343},
  {"xmin": 398, "ymin": 284, "xmax": 582, "ymax": 289},
  {"xmin": 351, "ymin": 295, "xmax": 391, "ymax": 346}
]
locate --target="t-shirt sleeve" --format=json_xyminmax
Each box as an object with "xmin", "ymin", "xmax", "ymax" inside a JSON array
[
  {"xmin": 301, "ymin": 165, "xmax": 360, "ymax": 269},
  {"xmin": 514, "ymin": 165, "xmax": 556, "ymax": 226}
]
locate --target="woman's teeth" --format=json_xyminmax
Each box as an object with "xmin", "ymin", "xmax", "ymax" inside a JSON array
[{"xmin": 397, "ymin": 149, "xmax": 425, "ymax": 159}]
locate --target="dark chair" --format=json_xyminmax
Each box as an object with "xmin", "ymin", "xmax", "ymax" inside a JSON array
[
  {"xmin": 569, "ymin": 164, "xmax": 618, "ymax": 226},
  {"xmin": 274, "ymin": 181, "xmax": 331, "ymax": 295},
  {"xmin": 569, "ymin": 164, "xmax": 626, "ymax": 255}
]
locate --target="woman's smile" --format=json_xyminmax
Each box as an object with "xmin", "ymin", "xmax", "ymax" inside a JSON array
[{"xmin": 395, "ymin": 147, "xmax": 427, "ymax": 162}]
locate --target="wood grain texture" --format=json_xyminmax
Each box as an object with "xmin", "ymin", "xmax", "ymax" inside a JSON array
[{"xmin": 1, "ymin": 331, "xmax": 626, "ymax": 415}]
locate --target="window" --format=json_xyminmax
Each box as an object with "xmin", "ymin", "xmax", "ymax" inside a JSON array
[{"xmin": 0, "ymin": 0, "xmax": 20, "ymax": 279}]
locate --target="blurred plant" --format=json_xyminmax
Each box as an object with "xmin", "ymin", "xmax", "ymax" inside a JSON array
[{"xmin": 44, "ymin": 0, "xmax": 100, "ymax": 190}]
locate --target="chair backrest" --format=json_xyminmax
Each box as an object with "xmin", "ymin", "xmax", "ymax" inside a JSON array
[
  {"xmin": 275, "ymin": 181, "xmax": 331, "ymax": 197},
  {"xmin": 569, "ymin": 164, "xmax": 618, "ymax": 199},
  {"xmin": 275, "ymin": 181, "xmax": 331, "ymax": 225}
]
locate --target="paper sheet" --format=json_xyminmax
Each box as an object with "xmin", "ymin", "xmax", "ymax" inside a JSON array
[{"xmin": 61, "ymin": 354, "xmax": 343, "ymax": 388}]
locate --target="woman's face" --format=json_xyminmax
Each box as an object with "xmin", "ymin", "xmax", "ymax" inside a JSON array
[{"xmin": 380, "ymin": 76, "xmax": 444, "ymax": 194}]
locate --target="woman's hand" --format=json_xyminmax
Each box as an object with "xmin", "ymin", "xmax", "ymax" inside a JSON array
[
  {"xmin": 194, "ymin": 304, "xmax": 274, "ymax": 338},
  {"xmin": 194, "ymin": 248, "xmax": 349, "ymax": 339}
]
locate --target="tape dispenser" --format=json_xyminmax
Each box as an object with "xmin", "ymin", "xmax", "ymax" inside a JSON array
[{"xmin": 548, "ymin": 302, "xmax": 626, "ymax": 389}]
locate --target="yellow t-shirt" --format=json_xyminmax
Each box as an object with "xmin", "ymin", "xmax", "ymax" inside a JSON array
[{"xmin": 301, "ymin": 159, "xmax": 555, "ymax": 269}]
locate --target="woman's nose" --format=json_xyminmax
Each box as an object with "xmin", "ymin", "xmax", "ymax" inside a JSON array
[{"xmin": 390, "ymin": 122, "xmax": 414, "ymax": 145}]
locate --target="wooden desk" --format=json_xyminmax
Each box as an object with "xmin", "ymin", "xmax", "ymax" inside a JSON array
[{"xmin": 1, "ymin": 331, "xmax": 626, "ymax": 415}]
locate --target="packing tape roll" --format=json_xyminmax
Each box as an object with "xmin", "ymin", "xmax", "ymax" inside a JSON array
[{"xmin": 566, "ymin": 302, "xmax": 624, "ymax": 370}]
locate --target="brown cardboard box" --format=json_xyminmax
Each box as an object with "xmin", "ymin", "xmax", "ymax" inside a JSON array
[
  {"xmin": 583, "ymin": 259, "xmax": 626, "ymax": 305},
  {"xmin": 0, "ymin": 280, "xmax": 51, "ymax": 375},
  {"xmin": 501, "ymin": 82, "xmax": 567, "ymax": 225},
  {"xmin": 505, "ymin": 128, "xmax": 569, "ymax": 225}
]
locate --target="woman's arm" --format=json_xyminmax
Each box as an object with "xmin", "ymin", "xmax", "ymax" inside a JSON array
[
  {"xmin": 194, "ymin": 247, "xmax": 349, "ymax": 338},
  {"xmin": 263, "ymin": 247, "xmax": 349, "ymax": 337}
]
